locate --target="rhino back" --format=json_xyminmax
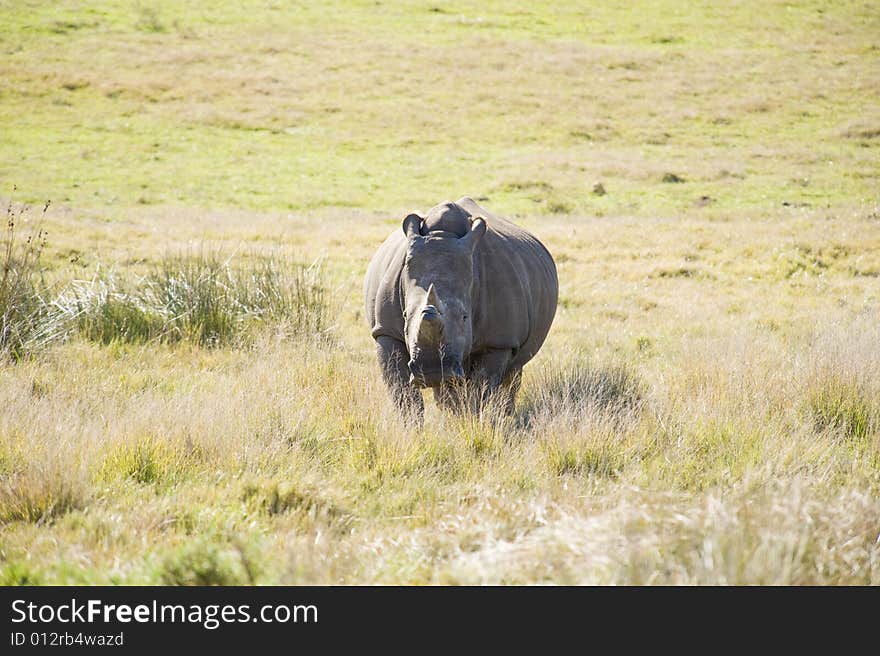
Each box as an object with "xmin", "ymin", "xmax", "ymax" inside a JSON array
[{"xmin": 458, "ymin": 198, "xmax": 558, "ymax": 368}]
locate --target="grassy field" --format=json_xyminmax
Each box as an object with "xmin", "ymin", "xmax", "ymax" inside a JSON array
[{"xmin": 1, "ymin": 1, "xmax": 878, "ymax": 584}]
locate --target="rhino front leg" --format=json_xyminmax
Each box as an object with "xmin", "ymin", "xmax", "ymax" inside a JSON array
[
  {"xmin": 433, "ymin": 383, "xmax": 466, "ymax": 414},
  {"xmin": 375, "ymin": 335, "xmax": 424, "ymax": 425}
]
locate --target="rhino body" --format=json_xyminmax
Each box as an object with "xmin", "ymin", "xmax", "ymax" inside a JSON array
[{"xmin": 364, "ymin": 197, "xmax": 558, "ymax": 420}]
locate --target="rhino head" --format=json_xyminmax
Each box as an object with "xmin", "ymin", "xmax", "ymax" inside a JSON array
[{"xmin": 400, "ymin": 210, "xmax": 487, "ymax": 388}]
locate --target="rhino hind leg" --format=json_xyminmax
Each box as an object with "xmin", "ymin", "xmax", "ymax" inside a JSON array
[
  {"xmin": 500, "ymin": 368, "xmax": 522, "ymax": 416},
  {"xmin": 474, "ymin": 365, "xmax": 521, "ymax": 416},
  {"xmin": 433, "ymin": 348, "xmax": 518, "ymax": 416},
  {"xmin": 375, "ymin": 336, "xmax": 423, "ymax": 425}
]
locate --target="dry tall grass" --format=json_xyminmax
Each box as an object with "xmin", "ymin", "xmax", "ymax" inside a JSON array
[{"xmin": 1, "ymin": 293, "xmax": 877, "ymax": 583}]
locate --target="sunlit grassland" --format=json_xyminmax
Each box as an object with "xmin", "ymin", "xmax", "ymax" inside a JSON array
[
  {"xmin": 0, "ymin": 1, "xmax": 878, "ymax": 584},
  {"xmin": 1, "ymin": 1, "xmax": 877, "ymax": 214}
]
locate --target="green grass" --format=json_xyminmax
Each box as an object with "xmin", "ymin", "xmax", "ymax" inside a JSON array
[
  {"xmin": 1, "ymin": 1, "xmax": 877, "ymax": 216},
  {"xmin": 64, "ymin": 252, "xmax": 329, "ymax": 347},
  {"xmin": 0, "ymin": 1, "xmax": 878, "ymax": 585},
  {"xmin": 808, "ymin": 373, "xmax": 878, "ymax": 442},
  {"xmin": 7, "ymin": 246, "xmax": 331, "ymax": 352}
]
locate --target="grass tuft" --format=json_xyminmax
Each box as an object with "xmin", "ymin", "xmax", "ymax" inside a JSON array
[
  {"xmin": 159, "ymin": 539, "xmax": 250, "ymax": 586},
  {"xmin": 809, "ymin": 379, "xmax": 877, "ymax": 441},
  {"xmin": 545, "ymin": 442, "xmax": 623, "ymax": 478},
  {"xmin": 57, "ymin": 252, "xmax": 330, "ymax": 347},
  {"xmin": 242, "ymin": 479, "xmax": 353, "ymax": 530},
  {"xmin": 520, "ymin": 360, "xmax": 643, "ymax": 425},
  {"xmin": 0, "ymin": 561, "xmax": 43, "ymax": 585},
  {"xmin": 98, "ymin": 438, "xmax": 178, "ymax": 485},
  {"xmin": 71, "ymin": 276, "xmax": 165, "ymax": 344},
  {"xmin": 0, "ymin": 463, "xmax": 87, "ymax": 523}
]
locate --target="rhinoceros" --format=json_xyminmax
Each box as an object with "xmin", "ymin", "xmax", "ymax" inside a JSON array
[{"xmin": 363, "ymin": 197, "xmax": 558, "ymax": 421}]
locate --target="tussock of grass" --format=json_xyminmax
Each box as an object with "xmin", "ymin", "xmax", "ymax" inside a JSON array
[
  {"xmin": 242, "ymin": 479, "xmax": 353, "ymax": 532},
  {"xmin": 58, "ymin": 252, "xmax": 329, "ymax": 347},
  {"xmin": 70, "ymin": 276, "xmax": 165, "ymax": 345},
  {"xmin": 159, "ymin": 539, "xmax": 251, "ymax": 586},
  {"xmin": 2, "ymin": 223, "xmax": 331, "ymax": 356},
  {"xmin": 399, "ymin": 440, "xmax": 462, "ymax": 482},
  {"xmin": 809, "ymin": 380, "xmax": 876, "ymax": 441},
  {"xmin": 803, "ymin": 319, "xmax": 880, "ymax": 442},
  {"xmin": 0, "ymin": 561, "xmax": 43, "ymax": 585},
  {"xmin": 97, "ymin": 437, "xmax": 183, "ymax": 485},
  {"xmin": 543, "ymin": 433, "xmax": 625, "ymax": 479},
  {"xmin": 0, "ymin": 462, "xmax": 87, "ymax": 523},
  {"xmin": 519, "ymin": 360, "xmax": 643, "ymax": 426}
]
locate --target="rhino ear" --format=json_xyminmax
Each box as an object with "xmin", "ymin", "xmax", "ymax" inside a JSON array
[
  {"xmin": 461, "ymin": 216, "xmax": 487, "ymax": 251},
  {"xmin": 402, "ymin": 213, "xmax": 424, "ymax": 239}
]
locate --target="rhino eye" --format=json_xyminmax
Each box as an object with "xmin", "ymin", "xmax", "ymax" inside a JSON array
[{"xmin": 461, "ymin": 314, "xmax": 468, "ymax": 322}]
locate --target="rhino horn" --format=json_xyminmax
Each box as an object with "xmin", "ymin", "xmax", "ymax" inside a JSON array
[{"xmin": 426, "ymin": 283, "xmax": 439, "ymax": 308}]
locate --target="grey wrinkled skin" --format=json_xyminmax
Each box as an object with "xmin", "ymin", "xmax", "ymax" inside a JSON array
[{"xmin": 364, "ymin": 197, "xmax": 558, "ymax": 423}]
